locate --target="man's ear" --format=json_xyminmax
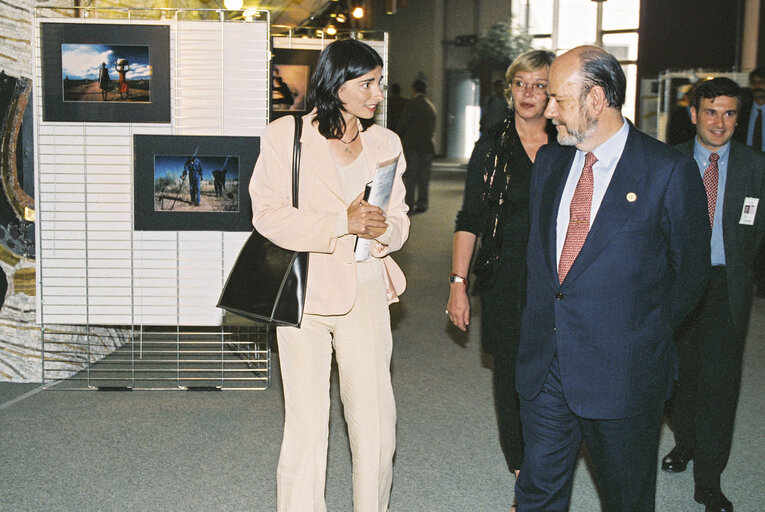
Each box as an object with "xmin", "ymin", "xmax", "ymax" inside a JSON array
[
  {"xmin": 588, "ymin": 85, "xmax": 606, "ymax": 115},
  {"xmin": 690, "ymin": 106, "xmax": 698, "ymax": 125}
]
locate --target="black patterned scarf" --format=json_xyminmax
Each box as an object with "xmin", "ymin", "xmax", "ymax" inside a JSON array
[{"xmin": 472, "ymin": 114, "xmax": 519, "ymax": 294}]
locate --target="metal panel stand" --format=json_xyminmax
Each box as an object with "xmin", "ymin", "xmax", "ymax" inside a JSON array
[{"xmin": 42, "ymin": 321, "xmax": 271, "ymax": 390}]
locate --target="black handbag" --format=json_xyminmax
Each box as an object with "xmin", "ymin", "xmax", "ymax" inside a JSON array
[{"xmin": 217, "ymin": 116, "xmax": 309, "ymax": 327}]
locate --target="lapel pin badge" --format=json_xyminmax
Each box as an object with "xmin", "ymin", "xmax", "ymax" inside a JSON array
[{"xmin": 626, "ymin": 192, "xmax": 637, "ymax": 202}]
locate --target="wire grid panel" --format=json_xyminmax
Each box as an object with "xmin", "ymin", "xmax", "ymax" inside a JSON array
[
  {"xmin": 44, "ymin": 324, "xmax": 271, "ymax": 391},
  {"xmin": 33, "ymin": 14, "xmax": 268, "ymax": 327}
]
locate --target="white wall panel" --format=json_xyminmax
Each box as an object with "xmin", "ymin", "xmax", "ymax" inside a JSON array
[{"xmin": 35, "ymin": 18, "xmax": 269, "ymax": 326}]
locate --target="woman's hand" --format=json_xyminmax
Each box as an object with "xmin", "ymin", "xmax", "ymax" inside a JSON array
[
  {"xmin": 348, "ymin": 192, "xmax": 388, "ymax": 239},
  {"xmin": 447, "ymin": 284, "xmax": 470, "ymax": 331}
]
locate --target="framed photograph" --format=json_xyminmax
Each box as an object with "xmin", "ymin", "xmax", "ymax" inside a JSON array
[
  {"xmin": 133, "ymin": 135, "xmax": 260, "ymax": 231},
  {"xmin": 41, "ymin": 22, "xmax": 170, "ymax": 123},
  {"xmin": 270, "ymin": 48, "xmax": 320, "ymax": 121}
]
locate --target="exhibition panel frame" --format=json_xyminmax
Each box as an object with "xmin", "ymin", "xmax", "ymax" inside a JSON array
[
  {"xmin": 33, "ymin": 8, "xmax": 271, "ymax": 390},
  {"xmin": 32, "ymin": 9, "xmax": 389, "ymax": 390}
]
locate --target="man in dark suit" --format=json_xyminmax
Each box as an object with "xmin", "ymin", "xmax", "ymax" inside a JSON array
[
  {"xmin": 514, "ymin": 46, "xmax": 711, "ymax": 512},
  {"xmin": 733, "ymin": 67, "xmax": 765, "ymax": 151},
  {"xmin": 662, "ymin": 77, "xmax": 765, "ymax": 512},
  {"xmin": 733, "ymin": 67, "xmax": 765, "ymax": 297},
  {"xmin": 397, "ymin": 78, "xmax": 437, "ymax": 213}
]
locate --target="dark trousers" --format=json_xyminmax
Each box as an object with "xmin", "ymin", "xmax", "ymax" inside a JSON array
[
  {"xmin": 494, "ymin": 356, "xmax": 523, "ymax": 472},
  {"xmin": 515, "ymin": 354, "xmax": 663, "ymax": 512},
  {"xmin": 403, "ymin": 149, "xmax": 433, "ymax": 210},
  {"xmin": 667, "ymin": 267, "xmax": 745, "ymax": 490},
  {"xmin": 754, "ymin": 242, "xmax": 765, "ymax": 294}
]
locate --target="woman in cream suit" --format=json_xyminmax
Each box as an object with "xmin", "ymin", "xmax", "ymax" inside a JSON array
[{"xmin": 249, "ymin": 39, "xmax": 409, "ymax": 512}]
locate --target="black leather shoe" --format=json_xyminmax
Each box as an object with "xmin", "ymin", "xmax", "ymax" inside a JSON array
[
  {"xmin": 694, "ymin": 487, "xmax": 733, "ymax": 512},
  {"xmin": 661, "ymin": 446, "xmax": 693, "ymax": 473}
]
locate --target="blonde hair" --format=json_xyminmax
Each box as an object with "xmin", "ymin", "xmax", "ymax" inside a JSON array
[{"xmin": 503, "ymin": 49, "xmax": 556, "ymax": 106}]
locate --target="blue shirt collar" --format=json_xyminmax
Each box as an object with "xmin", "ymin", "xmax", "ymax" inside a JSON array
[{"xmin": 693, "ymin": 137, "xmax": 730, "ymax": 163}]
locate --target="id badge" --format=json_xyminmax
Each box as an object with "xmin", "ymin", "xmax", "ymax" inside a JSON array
[{"xmin": 739, "ymin": 197, "xmax": 759, "ymax": 225}]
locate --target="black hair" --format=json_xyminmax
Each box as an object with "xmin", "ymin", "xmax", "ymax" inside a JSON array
[
  {"xmin": 692, "ymin": 77, "xmax": 741, "ymax": 110},
  {"xmin": 578, "ymin": 49, "xmax": 626, "ymax": 109},
  {"xmin": 412, "ymin": 79, "xmax": 427, "ymax": 94},
  {"xmin": 306, "ymin": 39, "xmax": 384, "ymax": 139},
  {"xmin": 749, "ymin": 66, "xmax": 765, "ymax": 82}
]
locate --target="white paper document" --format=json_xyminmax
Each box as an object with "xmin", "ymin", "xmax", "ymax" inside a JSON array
[{"xmin": 355, "ymin": 155, "xmax": 399, "ymax": 261}]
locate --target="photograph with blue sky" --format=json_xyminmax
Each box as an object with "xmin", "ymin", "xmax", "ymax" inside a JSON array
[
  {"xmin": 61, "ymin": 44, "xmax": 151, "ymax": 102},
  {"xmin": 153, "ymin": 155, "xmax": 240, "ymax": 213}
]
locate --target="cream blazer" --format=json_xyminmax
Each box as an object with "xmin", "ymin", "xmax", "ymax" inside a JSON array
[{"xmin": 249, "ymin": 113, "xmax": 410, "ymax": 316}]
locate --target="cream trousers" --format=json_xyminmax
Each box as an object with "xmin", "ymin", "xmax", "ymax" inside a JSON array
[{"xmin": 276, "ymin": 261, "xmax": 396, "ymax": 512}]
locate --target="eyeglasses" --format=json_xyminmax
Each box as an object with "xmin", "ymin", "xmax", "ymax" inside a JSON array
[{"xmin": 511, "ymin": 79, "xmax": 548, "ymax": 95}]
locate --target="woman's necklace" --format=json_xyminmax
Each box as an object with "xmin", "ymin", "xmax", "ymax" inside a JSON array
[{"xmin": 339, "ymin": 129, "xmax": 360, "ymax": 154}]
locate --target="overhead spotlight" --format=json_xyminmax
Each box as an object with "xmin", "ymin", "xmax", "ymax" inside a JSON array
[
  {"xmin": 352, "ymin": 6, "xmax": 364, "ymax": 18},
  {"xmin": 315, "ymin": 29, "xmax": 324, "ymax": 36},
  {"xmin": 223, "ymin": 0, "xmax": 243, "ymax": 10},
  {"xmin": 336, "ymin": 13, "xmax": 347, "ymax": 23},
  {"xmin": 326, "ymin": 25, "xmax": 337, "ymax": 35}
]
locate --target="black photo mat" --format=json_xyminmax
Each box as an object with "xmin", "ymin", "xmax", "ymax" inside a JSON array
[
  {"xmin": 270, "ymin": 48, "xmax": 320, "ymax": 121},
  {"xmin": 134, "ymin": 135, "xmax": 259, "ymax": 231},
  {"xmin": 41, "ymin": 22, "xmax": 170, "ymax": 123}
]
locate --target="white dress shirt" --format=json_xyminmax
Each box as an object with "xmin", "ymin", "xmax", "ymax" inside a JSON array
[{"xmin": 556, "ymin": 119, "xmax": 630, "ymax": 265}]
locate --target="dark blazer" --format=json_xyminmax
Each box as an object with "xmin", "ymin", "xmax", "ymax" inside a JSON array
[
  {"xmin": 516, "ymin": 123, "xmax": 711, "ymax": 419},
  {"xmin": 675, "ymin": 139, "xmax": 765, "ymax": 331},
  {"xmin": 456, "ymin": 118, "xmax": 558, "ymax": 358},
  {"xmin": 396, "ymin": 94, "xmax": 436, "ymax": 154}
]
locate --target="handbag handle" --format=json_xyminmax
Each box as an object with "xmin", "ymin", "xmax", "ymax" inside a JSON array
[{"xmin": 292, "ymin": 115, "xmax": 303, "ymax": 208}]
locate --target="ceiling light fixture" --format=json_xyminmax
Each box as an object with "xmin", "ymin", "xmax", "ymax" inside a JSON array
[
  {"xmin": 352, "ymin": 6, "xmax": 364, "ymax": 18},
  {"xmin": 336, "ymin": 13, "xmax": 347, "ymax": 23},
  {"xmin": 223, "ymin": 0, "xmax": 243, "ymax": 10},
  {"xmin": 326, "ymin": 25, "xmax": 337, "ymax": 35}
]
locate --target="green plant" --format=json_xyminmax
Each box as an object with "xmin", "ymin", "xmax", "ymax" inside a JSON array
[{"xmin": 467, "ymin": 18, "xmax": 533, "ymax": 78}]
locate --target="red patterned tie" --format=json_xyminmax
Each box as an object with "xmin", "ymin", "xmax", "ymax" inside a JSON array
[
  {"xmin": 702, "ymin": 152, "xmax": 719, "ymax": 227},
  {"xmin": 558, "ymin": 152, "xmax": 597, "ymax": 284}
]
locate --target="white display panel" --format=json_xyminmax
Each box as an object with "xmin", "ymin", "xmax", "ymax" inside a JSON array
[{"xmin": 34, "ymin": 18, "xmax": 267, "ymax": 326}]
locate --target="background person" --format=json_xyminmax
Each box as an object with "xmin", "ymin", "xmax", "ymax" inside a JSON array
[
  {"xmin": 446, "ymin": 49, "xmax": 556, "ymax": 512},
  {"xmin": 663, "ymin": 77, "xmax": 765, "ymax": 512},
  {"xmin": 385, "ymin": 82, "xmax": 408, "ymax": 134},
  {"xmin": 397, "ymin": 78, "xmax": 436, "ymax": 213},
  {"xmin": 250, "ymin": 39, "xmax": 409, "ymax": 512},
  {"xmin": 479, "ymin": 78, "xmax": 511, "ymax": 139},
  {"xmin": 734, "ymin": 66, "xmax": 765, "ymax": 298}
]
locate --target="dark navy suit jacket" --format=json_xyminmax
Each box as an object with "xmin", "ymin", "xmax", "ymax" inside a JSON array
[
  {"xmin": 516, "ymin": 123, "xmax": 711, "ymax": 420},
  {"xmin": 675, "ymin": 139, "xmax": 765, "ymax": 333}
]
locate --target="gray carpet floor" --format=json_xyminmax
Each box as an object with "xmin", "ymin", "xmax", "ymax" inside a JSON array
[{"xmin": 1, "ymin": 173, "xmax": 764, "ymax": 511}]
